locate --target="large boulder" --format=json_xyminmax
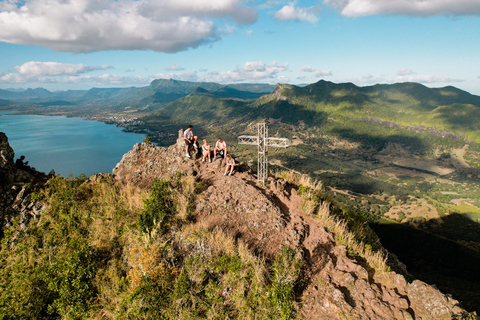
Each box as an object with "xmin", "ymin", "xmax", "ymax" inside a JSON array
[{"xmin": 113, "ymin": 129, "xmax": 201, "ymax": 188}]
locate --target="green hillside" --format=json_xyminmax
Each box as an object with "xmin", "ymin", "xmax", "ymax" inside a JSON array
[{"xmin": 264, "ymin": 81, "xmax": 480, "ymax": 141}]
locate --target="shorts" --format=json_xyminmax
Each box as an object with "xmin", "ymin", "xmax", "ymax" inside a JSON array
[{"xmin": 185, "ymin": 139, "xmax": 193, "ymax": 147}]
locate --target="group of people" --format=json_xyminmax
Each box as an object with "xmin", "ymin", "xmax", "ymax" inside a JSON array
[{"xmin": 183, "ymin": 125, "xmax": 236, "ymax": 176}]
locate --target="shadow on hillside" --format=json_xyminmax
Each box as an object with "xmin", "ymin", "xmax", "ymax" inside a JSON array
[
  {"xmin": 255, "ymin": 100, "xmax": 329, "ymax": 127},
  {"xmin": 370, "ymin": 213, "xmax": 480, "ymax": 313},
  {"xmin": 331, "ymin": 128, "xmax": 427, "ymax": 153}
]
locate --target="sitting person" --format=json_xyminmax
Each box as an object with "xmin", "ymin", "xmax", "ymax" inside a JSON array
[
  {"xmin": 201, "ymin": 140, "xmax": 211, "ymax": 163},
  {"xmin": 224, "ymin": 154, "xmax": 236, "ymax": 176},
  {"xmin": 213, "ymin": 137, "xmax": 227, "ymax": 161},
  {"xmin": 15, "ymin": 155, "xmax": 30, "ymax": 170},
  {"xmin": 184, "ymin": 125, "xmax": 198, "ymax": 158}
]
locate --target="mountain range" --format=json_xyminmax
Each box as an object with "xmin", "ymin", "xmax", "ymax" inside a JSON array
[{"xmin": 0, "ymin": 79, "xmax": 275, "ymax": 112}]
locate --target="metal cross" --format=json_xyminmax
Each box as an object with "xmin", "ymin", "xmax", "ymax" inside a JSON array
[{"xmin": 238, "ymin": 121, "xmax": 290, "ymax": 185}]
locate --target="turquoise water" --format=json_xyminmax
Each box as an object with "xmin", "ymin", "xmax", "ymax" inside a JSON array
[{"xmin": 0, "ymin": 112, "xmax": 145, "ymax": 177}]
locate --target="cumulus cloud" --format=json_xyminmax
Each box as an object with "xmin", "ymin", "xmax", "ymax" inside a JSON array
[
  {"xmin": 0, "ymin": 0, "xmax": 257, "ymax": 53},
  {"xmin": 0, "ymin": 61, "xmax": 143, "ymax": 87},
  {"xmin": 152, "ymin": 71, "xmax": 199, "ymax": 82},
  {"xmin": 167, "ymin": 64, "xmax": 185, "ymax": 71},
  {"xmin": 315, "ymin": 70, "xmax": 332, "ymax": 77},
  {"xmin": 301, "ymin": 66, "xmax": 316, "ymax": 72},
  {"xmin": 219, "ymin": 24, "xmax": 237, "ymax": 35},
  {"xmin": 323, "ymin": 0, "xmax": 480, "ymax": 17},
  {"xmin": 397, "ymin": 68, "xmax": 416, "ymax": 76},
  {"xmin": 201, "ymin": 61, "xmax": 289, "ymax": 83},
  {"xmin": 0, "ymin": 71, "xmax": 148, "ymax": 87},
  {"xmin": 301, "ymin": 66, "xmax": 332, "ymax": 77},
  {"xmin": 274, "ymin": 2, "xmax": 319, "ymax": 23},
  {"xmin": 397, "ymin": 74, "xmax": 464, "ymax": 83},
  {"xmin": 14, "ymin": 61, "xmax": 111, "ymax": 77},
  {"xmin": 359, "ymin": 72, "xmax": 464, "ymax": 84}
]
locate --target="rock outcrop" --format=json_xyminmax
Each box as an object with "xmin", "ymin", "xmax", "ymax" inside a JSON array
[
  {"xmin": 113, "ymin": 132, "xmax": 471, "ymax": 320},
  {"xmin": 0, "ymin": 132, "xmax": 50, "ymax": 232}
]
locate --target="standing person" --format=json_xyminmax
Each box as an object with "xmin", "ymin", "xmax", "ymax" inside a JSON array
[
  {"xmin": 213, "ymin": 137, "xmax": 227, "ymax": 161},
  {"xmin": 201, "ymin": 140, "xmax": 211, "ymax": 163},
  {"xmin": 224, "ymin": 154, "xmax": 236, "ymax": 176},
  {"xmin": 184, "ymin": 125, "xmax": 198, "ymax": 158}
]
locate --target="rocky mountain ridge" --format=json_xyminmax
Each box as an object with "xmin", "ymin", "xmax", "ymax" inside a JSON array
[
  {"xmin": 111, "ymin": 130, "xmax": 471, "ymax": 319},
  {"xmin": 0, "ymin": 132, "xmax": 52, "ymax": 233}
]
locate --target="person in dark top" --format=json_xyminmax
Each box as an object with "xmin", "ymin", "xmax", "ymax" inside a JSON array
[{"xmin": 15, "ymin": 155, "xmax": 30, "ymax": 170}]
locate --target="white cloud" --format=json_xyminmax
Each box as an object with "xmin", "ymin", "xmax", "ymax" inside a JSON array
[
  {"xmin": 246, "ymin": 29, "xmax": 255, "ymax": 36},
  {"xmin": 14, "ymin": 61, "xmax": 111, "ymax": 77},
  {"xmin": 0, "ymin": 0, "xmax": 257, "ymax": 53},
  {"xmin": 219, "ymin": 24, "xmax": 237, "ymax": 35},
  {"xmin": 0, "ymin": 72, "xmax": 148, "ymax": 87},
  {"xmin": 301, "ymin": 66, "xmax": 316, "ymax": 72},
  {"xmin": 324, "ymin": 0, "xmax": 480, "ymax": 17},
  {"xmin": 152, "ymin": 71, "xmax": 199, "ymax": 82},
  {"xmin": 315, "ymin": 70, "xmax": 332, "ymax": 77},
  {"xmin": 201, "ymin": 61, "xmax": 289, "ymax": 83},
  {"xmin": 167, "ymin": 64, "xmax": 185, "ymax": 71},
  {"xmin": 397, "ymin": 68, "xmax": 416, "ymax": 76},
  {"xmin": 301, "ymin": 66, "xmax": 332, "ymax": 77},
  {"xmin": 359, "ymin": 72, "xmax": 464, "ymax": 84},
  {"xmin": 0, "ymin": 61, "xmax": 142, "ymax": 87},
  {"xmin": 274, "ymin": 2, "xmax": 319, "ymax": 23},
  {"xmin": 397, "ymin": 74, "xmax": 464, "ymax": 84}
]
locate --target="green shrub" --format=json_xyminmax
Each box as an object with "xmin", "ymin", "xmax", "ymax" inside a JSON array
[
  {"xmin": 138, "ymin": 179, "xmax": 175, "ymax": 235},
  {"xmin": 267, "ymin": 246, "xmax": 303, "ymax": 319},
  {"xmin": 42, "ymin": 245, "xmax": 99, "ymax": 319},
  {"xmin": 143, "ymin": 136, "xmax": 152, "ymax": 144}
]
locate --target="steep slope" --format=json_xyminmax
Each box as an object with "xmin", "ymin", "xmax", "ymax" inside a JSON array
[{"xmin": 111, "ymin": 131, "xmax": 470, "ymax": 319}]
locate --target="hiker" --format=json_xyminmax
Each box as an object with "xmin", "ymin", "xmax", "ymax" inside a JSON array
[
  {"xmin": 201, "ymin": 140, "xmax": 211, "ymax": 163},
  {"xmin": 15, "ymin": 155, "xmax": 31, "ymax": 170},
  {"xmin": 184, "ymin": 125, "xmax": 198, "ymax": 158},
  {"xmin": 213, "ymin": 137, "xmax": 227, "ymax": 161},
  {"xmin": 224, "ymin": 154, "xmax": 236, "ymax": 176}
]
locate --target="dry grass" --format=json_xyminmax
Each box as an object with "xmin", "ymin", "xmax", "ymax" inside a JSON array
[
  {"xmin": 274, "ymin": 170, "xmax": 389, "ymax": 274},
  {"xmin": 173, "ymin": 175, "xmax": 197, "ymax": 221},
  {"xmin": 273, "ymin": 170, "xmax": 323, "ymax": 194},
  {"xmin": 313, "ymin": 199, "xmax": 389, "ymax": 274}
]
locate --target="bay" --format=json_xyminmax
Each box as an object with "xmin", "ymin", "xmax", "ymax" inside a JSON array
[{"xmin": 0, "ymin": 112, "xmax": 145, "ymax": 177}]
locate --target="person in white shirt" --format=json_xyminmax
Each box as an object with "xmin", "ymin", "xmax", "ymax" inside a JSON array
[
  {"xmin": 201, "ymin": 140, "xmax": 211, "ymax": 163},
  {"xmin": 213, "ymin": 137, "xmax": 227, "ymax": 161},
  {"xmin": 184, "ymin": 125, "xmax": 198, "ymax": 158}
]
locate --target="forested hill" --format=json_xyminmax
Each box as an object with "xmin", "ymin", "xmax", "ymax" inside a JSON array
[
  {"xmin": 142, "ymin": 80, "xmax": 480, "ymax": 144},
  {"xmin": 255, "ymin": 80, "xmax": 480, "ymax": 141}
]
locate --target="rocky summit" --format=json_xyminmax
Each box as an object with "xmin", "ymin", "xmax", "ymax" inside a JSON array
[{"xmin": 111, "ymin": 129, "xmax": 469, "ymax": 320}]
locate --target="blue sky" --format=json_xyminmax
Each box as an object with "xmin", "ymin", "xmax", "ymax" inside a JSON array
[{"xmin": 1, "ymin": 0, "xmax": 479, "ymax": 95}]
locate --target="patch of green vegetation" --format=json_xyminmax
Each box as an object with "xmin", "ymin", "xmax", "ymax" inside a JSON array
[{"xmin": 0, "ymin": 175, "xmax": 305, "ymax": 319}]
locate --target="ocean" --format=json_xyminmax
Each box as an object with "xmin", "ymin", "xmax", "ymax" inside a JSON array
[{"xmin": 0, "ymin": 112, "xmax": 146, "ymax": 177}]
